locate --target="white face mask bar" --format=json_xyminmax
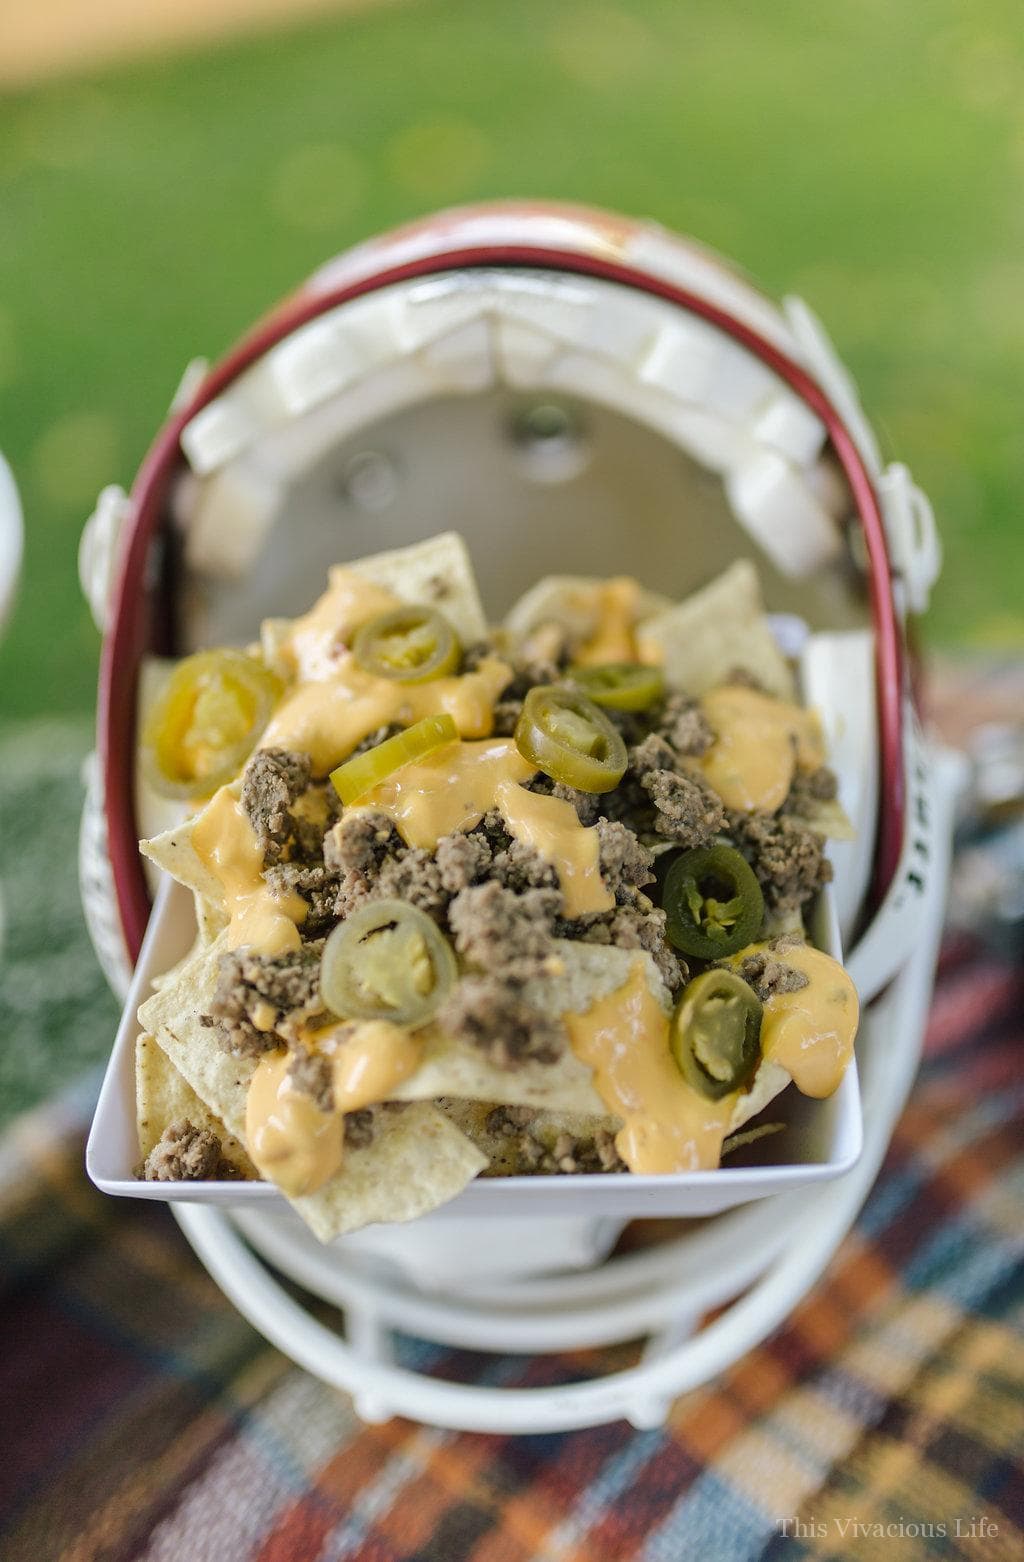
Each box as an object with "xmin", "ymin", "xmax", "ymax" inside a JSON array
[{"xmin": 75, "ymin": 202, "xmax": 954, "ymax": 1432}]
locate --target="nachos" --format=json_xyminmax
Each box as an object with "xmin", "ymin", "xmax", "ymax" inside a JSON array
[{"xmin": 134, "ymin": 533, "xmax": 859, "ymax": 1241}]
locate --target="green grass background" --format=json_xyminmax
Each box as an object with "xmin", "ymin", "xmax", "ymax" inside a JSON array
[{"xmin": 1, "ymin": 0, "xmax": 1023, "ymax": 719}]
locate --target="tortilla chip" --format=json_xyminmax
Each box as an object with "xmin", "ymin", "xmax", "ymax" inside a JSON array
[
  {"xmin": 790, "ymin": 795, "xmax": 856, "ymax": 841},
  {"xmin": 289, "ymin": 1103, "xmax": 486, "ymax": 1241},
  {"xmin": 140, "ymin": 799, "xmax": 232, "ymax": 909},
  {"xmin": 137, "ymin": 937, "xmax": 486, "ymax": 1240},
  {"xmin": 636, "ymin": 561, "xmax": 796, "ymax": 699},
  {"xmin": 195, "ymin": 890, "xmax": 229, "ymax": 945},
  {"xmin": 136, "ymin": 1032, "xmax": 257, "ymax": 1176},
  {"xmin": 505, "ymin": 574, "xmax": 671, "ymax": 644},
  {"xmin": 728, "ymin": 1059, "xmax": 792, "ymax": 1133},
  {"xmin": 347, "ymin": 531, "xmax": 488, "ymax": 647}
]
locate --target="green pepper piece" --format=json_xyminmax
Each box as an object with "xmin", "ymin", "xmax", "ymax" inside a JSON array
[
  {"xmin": 569, "ymin": 662, "xmax": 665, "ymax": 712},
  {"xmin": 320, "ymin": 899, "xmax": 457, "ymax": 1026},
  {"xmin": 141, "ymin": 649, "xmax": 281, "ymax": 799},
  {"xmin": 352, "ymin": 606, "xmax": 460, "ymax": 683},
  {"xmin": 670, "ymin": 968, "xmax": 763, "ymax": 1099},
  {"xmin": 514, "ymin": 685, "xmax": 627, "ymax": 793},
  {"xmin": 330, "ymin": 713, "xmax": 458, "ymax": 805},
  {"xmin": 662, "ymin": 844, "xmax": 765, "ymax": 958}
]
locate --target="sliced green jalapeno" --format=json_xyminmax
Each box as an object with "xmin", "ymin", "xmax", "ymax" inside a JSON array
[
  {"xmin": 569, "ymin": 662, "xmax": 665, "ymax": 712},
  {"xmin": 330, "ymin": 713, "xmax": 457, "ymax": 805},
  {"xmin": 320, "ymin": 899, "xmax": 457, "ymax": 1026},
  {"xmin": 352, "ymin": 606, "xmax": 460, "ymax": 683},
  {"xmin": 662, "ymin": 843, "xmax": 764, "ymax": 959},
  {"xmin": 141, "ymin": 649, "xmax": 280, "ymax": 799},
  {"xmin": 514, "ymin": 685, "xmax": 627, "ymax": 793},
  {"xmin": 670, "ymin": 968, "xmax": 763, "ymax": 1099}
]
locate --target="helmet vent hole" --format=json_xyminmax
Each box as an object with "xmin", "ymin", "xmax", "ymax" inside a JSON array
[{"xmin": 510, "ymin": 402, "xmax": 589, "ymax": 485}]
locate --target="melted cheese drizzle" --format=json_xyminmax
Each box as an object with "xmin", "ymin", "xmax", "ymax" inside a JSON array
[
  {"xmin": 245, "ymin": 1051, "xmax": 343, "ymax": 1197},
  {"xmin": 742, "ymin": 942, "xmax": 859, "ymax": 1097},
  {"xmin": 245, "ymin": 1020, "xmax": 421, "ymax": 1197},
  {"xmin": 696, "ymin": 685, "xmax": 826, "ymax": 813},
  {"xmin": 259, "ymin": 655, "xmax": 513, "ymax": 777},
  {"xmin": 282, "ymin": 567, "xmax": 401, "ymax": 681},
  {"xmin": 565, "ymin": 962, "xmax": 734, "ymax": 1172},
  {"xmin": 354, "ymin": 738, "xmax": 536, "ymax": 849},
  {"xmin": 495, "ymin": 780, "xmax": 614, "ymax": 917},
  {"xmin": 192, "ymin": 786, "xmax": 305, "ymax": 954},
  {"xmin": 574, "ymin": 577, "xmax": 644, "ymax": 665},
  {"xmin": 327, "ymin": 1019, "xmax": 422, "ymax": 1106}
]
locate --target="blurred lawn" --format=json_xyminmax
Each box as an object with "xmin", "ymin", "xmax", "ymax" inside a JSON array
[{"xmin": 1, "ymin": 0, "xmax": 1023, "ymax": 719}]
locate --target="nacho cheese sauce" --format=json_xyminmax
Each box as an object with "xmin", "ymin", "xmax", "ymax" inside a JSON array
[
  {"xmin": 565, "ymin": 962, "xmax": 735, "ymax": 1172},
  {"xmin": 246, "ymin": 1020, "xmax": 421, "ymax": 1197},
  {"xmin": 192, "ymin": 786, "xmax": 306, "ymax": 955},
  {"xmin": 327, "ymin": 1019, "xmax": 422, "ymax": 1105},
  {"xmin": 695, "ymin": 685, "xmax": 826, "ymax": 813},
  {"xmin": 260, "ymin": 656, "xmax": 513, "ymax": 776},
  {"xmin": 495, "ymin": 779, "xmax": 614, "ymax": 917},
  {"xmin": 354, "ymin": 738, "xmax": 536, "ymax": 849},
  {"xmin": 245, "ymin": 1051, "xmax": 343, "ymax": 1197},
  {"xmin": 740, "ymin": 942, "xmax": 859, "ymax": 1097},
  {"xmin": 282, "ymin": 567, "xmax": 400, "ymax": 681},
  {"xmin": 574, "ymin": 577, "xmax": 644, "ymax": 665}
]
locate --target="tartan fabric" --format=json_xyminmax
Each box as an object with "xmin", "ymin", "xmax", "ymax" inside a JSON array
[{"xmin": 1, "ymin": 937, "xmax": 1021, "ymax": 1562}]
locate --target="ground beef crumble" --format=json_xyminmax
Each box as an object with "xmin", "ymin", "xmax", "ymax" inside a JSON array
[
  {"xmin": 142, "ymin": 1119, "xmax": 223, "ymax": 1181},
  {"xmin": 574, "ymin": 902, "xmax": 685, "ymax": 992},
  {"xmin": 204, "ymin": 942, "xmax": 325, "ymax": 1056},
  {"xmin": 264, "ymin": 860, "xmax": 339, "ymax": 935},
  {"xmin": 448, "ymin": 881, "xmax": 560, "ymax": 978},
  {"xmin": 596, "ymin": 818, "xmax": 655, "ymax": 902},
  {"xmin": 519, "ymin": 1127, "xmax": 625, "ymax": 1175},
  {"xmin": 484, "ymin": 1109, "xmax": 626, "ymax": 1174},
  {"xmin": 374, "ymin": 849, "xmax": 449, "ymax": 922},
  {"xmin": 241, "ymin": 748, "xmax": 314, "ymax": 865},
  {"xmin": 439, "ymin": 978, "xmax": 563, "ymax": 1068},
  {"xmin": 655, "ymin": 693, "xmax": 715, "ymax": 757},
  {"xmin": 782, "ymin": 764, "xmax": 839, "ymax": 821},
  {"xmin": 344, "ymin": 1108, "xmax": 375, "ymax": 1148},
  {"xmin": 639, "ymin": 765, "xmax": 726, "ymax": 847},
  {"xmin": 286, "ymin": 1048, "xmax": 334, "ymax": 1112},
  {"xmin": 549, "ymin": 780, "xmax": 602, "ymax": 826},
  {"xmin": 734, "ymin": 948, "xmax": 810, "ymax": 1003},
  {"xmin": 435, "ymin": 829, "xmax": 493, "ymax": 891},
  {"xmin": 726, "ymin": 810, "xmax": 833, "ymax": 912}
]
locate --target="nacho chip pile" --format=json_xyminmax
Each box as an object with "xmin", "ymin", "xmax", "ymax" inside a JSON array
[{"xmin": 132, "ymin": 533, "xmax": 858, "ymax": 1241}]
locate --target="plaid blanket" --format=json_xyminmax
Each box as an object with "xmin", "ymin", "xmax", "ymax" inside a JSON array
[{"xmin": 1, "ymin": 935, "xmax": 1021, "ymax": 1562}]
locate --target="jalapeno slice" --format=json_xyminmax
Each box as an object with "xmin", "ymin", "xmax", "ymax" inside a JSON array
[
  {"xmin": 569, "ymin": 662, "xmax": 665, "ymax": 712},
  {"xmin": 330, "ymin": 713, "xmax": 458, "ymax": 805},
  {"xmin": 320, "ymin": 899, "xmax": 457, "ymax": 1026},
  {"xmin": 662, "ymin": 844, "xmax": 765, "ymax": 958},
  {"xmin": 514, "ymin": 685, "xmax": 627, "ymax": 793},
  {"xmin": 141, "ymin": 649, "xmax": 280, "ymax": 799},
  {"xmin": 670, "ymin": 969, "xmax": 763, "ymax": 1099},
  {"xmin": 352, "ymin": 606, "xmax": 460, "ymax": 683}
]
